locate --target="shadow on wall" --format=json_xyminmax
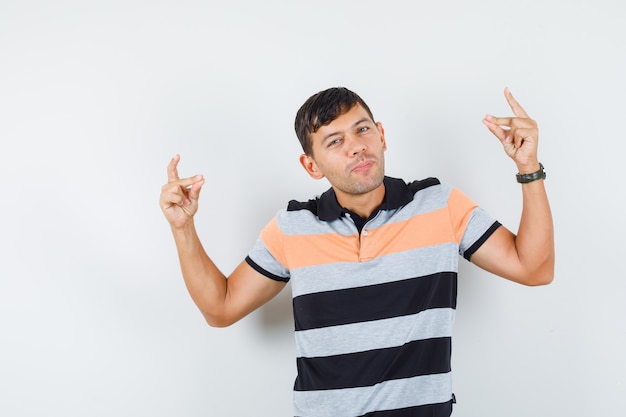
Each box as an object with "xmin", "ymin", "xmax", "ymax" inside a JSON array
[{"xmin": 256, "ymin": 282, "xmax": 294, "ymax": 334}]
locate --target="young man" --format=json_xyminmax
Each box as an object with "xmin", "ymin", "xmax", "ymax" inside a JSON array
[{"xmin": 159, "ymin": 87, "xmax": 554, "ymax": 417}]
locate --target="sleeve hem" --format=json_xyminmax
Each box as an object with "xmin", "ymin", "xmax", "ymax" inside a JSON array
[
  {"xmin": 463, "ymin": 221, "xmax": 501, "ymax": 261},
  {"xmin": 245, "ymin": 256, "xmax": 290, "ymax": 282}
]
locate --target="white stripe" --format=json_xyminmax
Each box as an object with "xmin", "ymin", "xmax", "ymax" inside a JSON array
[
  {"xmin": 279, "ymin": 182, "xmax": 451, "ymax": 236},
  {"xmin": 295, "ymin": 308, "xmax": 455, "ymax": 358},
  {"xmin": 278, "ymin": 209, "xmax": 356, "ymax": 236},
  {"xmin": 460, "ymin": 207, "xmax": 496, "ymax": 254},
  {"xmin": 293, "ymin": 372, "xmax": 453, "ymax": 417}
]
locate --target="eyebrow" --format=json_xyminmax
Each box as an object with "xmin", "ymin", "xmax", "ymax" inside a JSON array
[{"xmin": 321, "ymin": 118, "xmax": 372, "ymax": 144}]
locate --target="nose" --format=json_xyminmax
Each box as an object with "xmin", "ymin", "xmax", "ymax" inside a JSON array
[{"xmin": 348, "ymin": 135, "xmax": 366, "ymax": 156}]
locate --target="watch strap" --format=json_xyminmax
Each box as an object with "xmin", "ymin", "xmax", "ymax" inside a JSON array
[{"xmin": 516, "ymin": 163, "xmax": 546, "ymax": 183}]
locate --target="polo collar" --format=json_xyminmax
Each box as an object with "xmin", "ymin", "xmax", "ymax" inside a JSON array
[{"xmin": 317, "ymin": 176, "xmax": 414, "ymax": 221}]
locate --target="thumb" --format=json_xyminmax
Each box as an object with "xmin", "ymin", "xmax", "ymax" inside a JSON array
[
  {"xmin": 188, "ymin": 176, "xmax": 205, "ymax": 201},
  {"xmin": 482, "ymin": 115, "xmax": 509, "ymax": 143}
]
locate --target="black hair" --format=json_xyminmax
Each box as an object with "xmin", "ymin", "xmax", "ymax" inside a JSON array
[{"xmin": 294, "ymin": 87, "xmax": 375, "ymax": 155}]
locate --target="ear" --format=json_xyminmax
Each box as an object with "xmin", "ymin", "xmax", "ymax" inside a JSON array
[
  {"xmin": 377, "ymin": 122, "xmax": 387, "ymax": 151},
  {"xmin": 299, "ymin": 153, "xmax": 325, "ymax": 180}
]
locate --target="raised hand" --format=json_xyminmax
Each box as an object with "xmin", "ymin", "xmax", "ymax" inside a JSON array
[
  {"xmin": 483, "ymin": 88, "xmax": 540, "ymax": 172},
  {"xmin": 159, "ymin": 154, "xmax": 205, "ymax": 229}
]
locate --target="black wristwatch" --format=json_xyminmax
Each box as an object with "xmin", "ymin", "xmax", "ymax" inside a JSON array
[{"xmin": 516, "ymin": 163, "xmax": 546, "ymax": 184}]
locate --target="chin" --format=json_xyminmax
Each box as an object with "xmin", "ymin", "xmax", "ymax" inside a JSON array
[{"xmin": 350, "ymin": 176, "xmax": 385, "ymax": 195}]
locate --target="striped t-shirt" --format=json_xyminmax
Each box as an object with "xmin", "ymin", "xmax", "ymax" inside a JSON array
[{"xmin": 246, "ymin": 176, "xmax": 500, "ymax": 417}]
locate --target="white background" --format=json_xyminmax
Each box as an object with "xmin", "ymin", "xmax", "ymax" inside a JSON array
[{"xmin": 1, "ymin": 1, "xmax": 624, "ymax": 416}]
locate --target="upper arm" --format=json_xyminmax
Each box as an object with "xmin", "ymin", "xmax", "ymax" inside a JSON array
[
  {"xmin": 469, "ymin": 225, "xmax": 538, "ymax": 286},
  {"xmin": 207, "ymin": 260, "xmax": 287, "ymax": 327}
]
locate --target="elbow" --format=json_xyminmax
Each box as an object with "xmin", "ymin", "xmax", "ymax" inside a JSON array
[
  {"xmin": 524, "ymin": 272, "xmax": 554, "ymax": 286},
  {"xmin": 522, "ymin": 259, "xmax": 555, "ymax": 286},
  {"xmin": 517, "ymin": 245, "xmax": 555, "ymax": 286},
  {"xmin": 202, "ymin": 311, "xmax": 238, "ymax": 328},
  {"xmin": 204, "ymin": 315, "xmax": 233, "ymax": 328},
  {"xmin": 195, "ymin": 296, "xmax": 236, "ymax": 328}
]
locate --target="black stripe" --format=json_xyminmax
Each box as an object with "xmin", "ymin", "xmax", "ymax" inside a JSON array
[
  {"xmin": 463, "ymin": 221, "xmax": 501, "ymax": 261},
  {"xmin": 294, "ymin": 337, "xmax": 451, "ymax": 391},
  {"xmin": 287, "ymin": 176, "xmax": 441, "ymax": 220},
  {"xmin": 293, "ymin": 272, "xmax": 457, "ymax": 331},
  {"xmin": 287, "ymin": 197, "xmax": 320, "ymax": 214},
  {"xmin": 245, "ymin": 256, "xmax": 290, "ymax": 282},
  {"xmin": 407, "ymin": 177, "xmax": 441, "ymax": 194},
  {"xmin": 358, "ymin": 399, "xmax": 453, "ymax": 417}
]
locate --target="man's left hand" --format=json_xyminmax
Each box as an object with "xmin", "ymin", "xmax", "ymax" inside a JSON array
[{"xmin": 483, "ymin": 88, "xmax": 540, "ymax": 173}]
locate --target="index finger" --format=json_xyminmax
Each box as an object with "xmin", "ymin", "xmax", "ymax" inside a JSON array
[
  {"xmin": 504, "ymin": 87, "xmax": 530, "ymax": 118},
  {"xmin": 167, "ymin": 154, "xmax": 181, "ymax": 182}
]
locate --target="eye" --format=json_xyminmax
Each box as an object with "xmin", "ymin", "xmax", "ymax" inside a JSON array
[
  {"xmin": 358, "ymin": 126, "xmax": 369, "ymax": 133},
  {"xmin": 327, "ymin": 137, "xmax": 342, "ymax": 147}
]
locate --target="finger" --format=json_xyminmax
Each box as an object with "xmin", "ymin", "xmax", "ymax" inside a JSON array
[
  {"xmin": 485, "ymin": 115, "xmax": 536, "ymax": 131},
  {"xmin": 161, "ymin": 175, "xmax": 203, "ymax": 206},
  {"xmin": 482, "ymin": 117, "xmax": 511, "ymax": 143},
  {"xmin": 188, "ymin": 176, "xmax": 205, "ymax": 201},
  {"xmin": 512, "ymin": 127, "xmax": 537, "ymax": 148},
  {"xmin": 485, "ymin": 115, "xmax": 513, "ymax": 127},
  {"xmin": 504, "ymin": 87, "xmax": 530, "ymax": 118},
  {"xmin": 167, "ymin": 154, "xmax": 181, "ymax": 183},
  {"xmin": 166, "ymin": 174, "xmax": 202, "ymax": 190},
  {"xmin": 160, "ymin": 189, "xmax": 186, "ymax": 209}
]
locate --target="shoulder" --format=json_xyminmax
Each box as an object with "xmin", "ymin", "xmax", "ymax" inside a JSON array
[
  {"xmin": 271, "ymin": 197, "xmax": 326, "ymax": 235},
  {"xmin": 287, "ymin": 197, "xmax": 320, "ymax": 214},
  {"xmin": 400, "ymin": 176, "xmax": 452, "ymax": 203},
  {"xmin": 405, "ymin": 177, "xmax": 442, "ymax": 195},
  {"xmin": 395, "ymin": 177, "xmax": 463, "ymax": 214}
]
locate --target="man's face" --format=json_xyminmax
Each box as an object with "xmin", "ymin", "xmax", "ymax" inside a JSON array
[{"xmin": 300, "ymin": 104, "xmax": 387, "ymax": 198}]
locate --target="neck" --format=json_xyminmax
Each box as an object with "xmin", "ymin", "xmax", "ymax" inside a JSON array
[{"xmin": 335, "ymin": 183, "xmax": 386, "ymax": 219}]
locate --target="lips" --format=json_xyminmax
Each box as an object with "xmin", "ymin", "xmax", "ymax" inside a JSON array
[{"xmin": 351, "ymin": 160, "xmax": 375, "ymax": 173}]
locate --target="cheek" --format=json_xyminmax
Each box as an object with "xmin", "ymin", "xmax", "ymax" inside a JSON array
[{"xmin": 317, "ymin": 155, "xmax": 344, "ymax": 175}]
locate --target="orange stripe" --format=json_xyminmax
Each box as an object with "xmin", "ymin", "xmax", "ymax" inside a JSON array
[
  {"xmin": 259, "ymin": 218, "xmax": 289, "ymax": 267},
  {"xmin": 284, "ymin": 232, "xmax": 361, "ymax": 268},
  {"xmin": 358, "ymin": 208, "xmax": 456, "ymax": 262},
  {"xmin": 279, "ymin": 209, "xmax": 460, "ymax": 269},
  {"xmin": 446, "ymin": 188, "xmax": 478, "ymax": 243},
  {"xmin": 261, "ymin": 219, "xmax": 362, "ymax": 268},
  {"xmin": 261, "ymin": 188, "xmax": 477, "ymax": 269}
]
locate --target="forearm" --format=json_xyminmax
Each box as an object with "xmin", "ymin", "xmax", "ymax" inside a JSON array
[
  {"xmin": 514, "ymin": 178, "xmax": 555, "ymax": 284},
  {"xmin": 171, "ymin": 221, "xmax": 229, "ymax": 321}
]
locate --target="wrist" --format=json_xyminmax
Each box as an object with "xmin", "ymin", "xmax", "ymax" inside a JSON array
[
  {"xmin": 516, "ymin": 162, "xmax": 546, "ymax": 184},
  {"xmin": 170, "ymin": 218, "xmax": 197, "ymax": 236},
  {"xmin": 516, "ymin": 161, "xmax": 541, "ymax": 175}
]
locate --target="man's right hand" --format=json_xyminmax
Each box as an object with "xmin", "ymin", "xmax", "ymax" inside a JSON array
[{"xmin": 159, "ymin": 154, "xmax": 205, "ymax": 229}]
